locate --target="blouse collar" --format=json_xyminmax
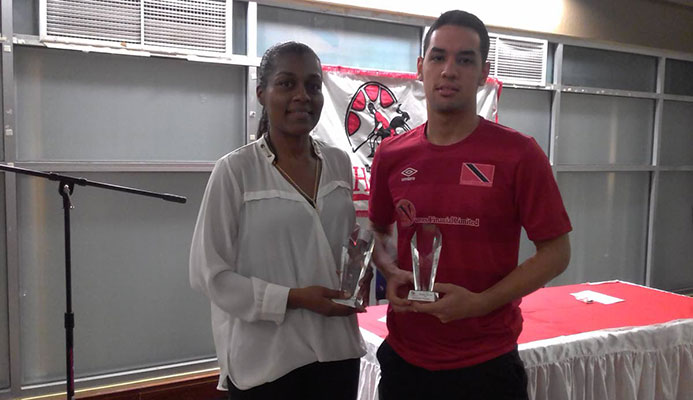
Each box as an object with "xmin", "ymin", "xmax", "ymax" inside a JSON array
[{"xmin": 257, "ymin": 134, "xmax": 323, "ymax": 164}]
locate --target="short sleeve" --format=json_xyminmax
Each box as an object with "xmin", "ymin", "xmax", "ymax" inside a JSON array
[
  {"xmin": 514, "ymin": 139, "xmax": 572, "ymax": 242},
  {"xmin": 368, "ymin": 143, "xmax": 396, "ymax": 227}
]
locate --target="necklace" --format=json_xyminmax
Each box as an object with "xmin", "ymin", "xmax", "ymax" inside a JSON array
[
  {"xmin": 273, "ymin": 157, "xmax": 321, "ymax": 208},
  {"xmin": 265, "ymin": 136, "xmax": 321, "ymax": 208}
]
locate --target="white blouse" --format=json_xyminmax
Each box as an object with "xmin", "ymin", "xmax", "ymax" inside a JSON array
[{"xmin": 189, "ymin": 135, "xmax": 366, "ymax": 390}]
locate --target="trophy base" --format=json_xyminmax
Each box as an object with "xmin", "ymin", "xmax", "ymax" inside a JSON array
[
  {"xmin": 332, "ymin": 298, "xmax": 361, "ymax": 308},
  {"xmin": 407, "ymin": 290, "xmax": 439, "ymax": 302}
]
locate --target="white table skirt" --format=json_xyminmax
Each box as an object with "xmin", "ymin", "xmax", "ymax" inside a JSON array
[{"xmin": 357, "ymin": 319, "xmax": 693, "ymax": 400}]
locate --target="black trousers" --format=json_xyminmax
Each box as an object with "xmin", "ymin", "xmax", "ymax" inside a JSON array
[
  {"xmin": 377, "ymin": 341, "xmax": 529, "ymax": 400},
  {"xmin": 227, "ymin": 358, "xmax": 360, "ymax": 400}
]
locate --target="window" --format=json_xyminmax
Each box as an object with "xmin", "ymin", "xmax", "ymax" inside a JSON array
[
  {"xmin": 562, "ymin": 46, "xmax": 657, "ymax": 92},
  {"xmin": 18, "ymin": 172, "xmax": 215, "ymax": 383},
  {"xmin": 257, "ymin": 5, "xmax": 420, "ymax": 72},
  {"xmin": 16, "ymin": 47, "xmax": 246, "ymax": 162}
]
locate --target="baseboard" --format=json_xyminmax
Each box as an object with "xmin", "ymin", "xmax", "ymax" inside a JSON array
[
  {"xmin": 81, "ymin": 371, "xmax": 224, "ymax": 400},
  {"xmin": 20, "ymin": 371, "xmax": 227, "ymax": 400}
]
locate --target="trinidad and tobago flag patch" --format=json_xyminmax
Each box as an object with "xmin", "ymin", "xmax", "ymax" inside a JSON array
[{"xmin": 460, "ymin": 163, "xmax": 495, "ymax": 187}]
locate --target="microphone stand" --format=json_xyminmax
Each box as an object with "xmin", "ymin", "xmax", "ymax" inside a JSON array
[{"xmin": 0, "ymin": 163, "xmax": 186, "ymax": 400}]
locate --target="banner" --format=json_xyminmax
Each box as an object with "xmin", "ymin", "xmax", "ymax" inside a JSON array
[{"xmin": 314, "ymin": 65, "xmax": 502, "ymax": 217}]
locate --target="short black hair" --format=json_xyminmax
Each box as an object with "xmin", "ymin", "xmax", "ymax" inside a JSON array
[{"xmin": 422, "ymin": 10, "xmax": 490, "ymax": 63}]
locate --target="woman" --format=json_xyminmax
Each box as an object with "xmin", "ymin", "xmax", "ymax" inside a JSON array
[{"xmin": 189, "ymin": 42, "xmax": 365, "ymax": 400}]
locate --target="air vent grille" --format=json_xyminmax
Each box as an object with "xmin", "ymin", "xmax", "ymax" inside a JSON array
[
  {"xmin": 43, "ymin": 0, "xmax": 229, "ymax": 55},
  {"xmin": 489, "ymin": 34, "xmax": 547, "ymax": 86}
]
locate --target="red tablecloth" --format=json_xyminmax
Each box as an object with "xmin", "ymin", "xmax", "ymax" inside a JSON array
[{"xmin": 358, "ymin": 281, "xmax": 693, "ymax": 343}]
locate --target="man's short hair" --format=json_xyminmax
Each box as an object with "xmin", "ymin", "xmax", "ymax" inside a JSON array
[{"xmin": 422, "ymin": 10, "xmax": 490, "ymax": 63}]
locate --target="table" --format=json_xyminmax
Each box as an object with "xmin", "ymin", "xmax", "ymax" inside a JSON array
[{"xmin": 356, "ymin": 281, "xmax": 693, "ymax": 400}]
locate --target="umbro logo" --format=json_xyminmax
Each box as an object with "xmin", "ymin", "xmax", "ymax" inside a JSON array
[
  {"xmin": 401, "ymin": 167, "xmax": 417, "ymax": 177},
  {"xmin": 401, "ymin": 167, "xmax": 417, "ymax": 181}
]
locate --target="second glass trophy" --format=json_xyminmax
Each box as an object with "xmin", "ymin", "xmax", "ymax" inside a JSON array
[
  {"xmin": 332, "ymin": 224, "xmax": 375, "ymax": 308},
  {"xmin": 408, "ymin": 224, "xmax": 442, "ymax": 302}
]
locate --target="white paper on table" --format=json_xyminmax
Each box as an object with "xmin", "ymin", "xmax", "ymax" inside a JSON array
[
  {"xmin": 570, "ymin": 290, "xmax": 624, "ymax": 305},
  {"xmin": 378, "ymin": 316, "xmax": 387, "ymax": 323}
]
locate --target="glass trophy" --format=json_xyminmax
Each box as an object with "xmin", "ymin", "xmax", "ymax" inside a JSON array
[
  {"xmin": 332, "ymin": 225, "xmax": 375, "ymax": 308},
  {"xmin": 408, "ymin": 224, "xmax": 442, "ymax": 302}
]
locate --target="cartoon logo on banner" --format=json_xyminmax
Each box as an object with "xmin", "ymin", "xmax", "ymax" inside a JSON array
[
  {"xmin": 344, "ymin": 81, "xmax": 412, "ymax": 159},
  {"xmin": 312, "ymin": 65, "xmax": 501, "ymax": 218}
]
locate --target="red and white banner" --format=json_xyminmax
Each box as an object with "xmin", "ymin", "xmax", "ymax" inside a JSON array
[{"xmin": 314, "ymin": 65, "xmax": 502, "ymax": 217}]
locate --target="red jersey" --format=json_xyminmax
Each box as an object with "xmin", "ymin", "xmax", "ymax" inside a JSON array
[{"xmin": 368, "ymin": 118, "xmax": 572, "ymax": 370}]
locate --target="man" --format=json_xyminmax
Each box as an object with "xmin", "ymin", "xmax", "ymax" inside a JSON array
[{"xmin": 368, "ymin": 10, "xmax": 572, "ymax": 400}]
